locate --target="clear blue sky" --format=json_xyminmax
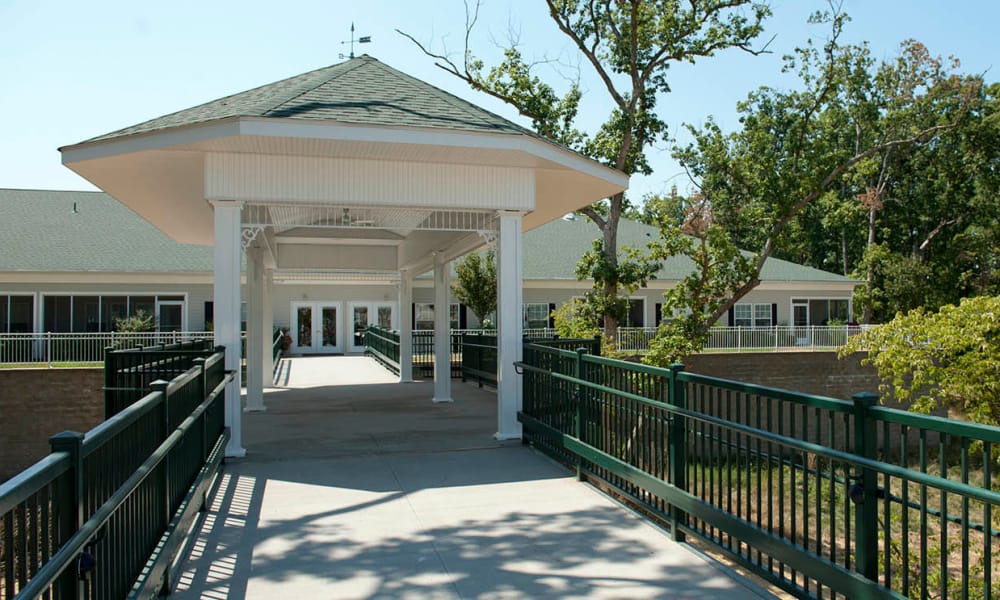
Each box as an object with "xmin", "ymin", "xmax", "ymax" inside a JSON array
[{"xmin": 1, "ymin": 1, "xmax": 997, "ymax": 203}]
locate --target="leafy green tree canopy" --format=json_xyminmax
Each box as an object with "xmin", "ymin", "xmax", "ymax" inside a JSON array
[
  {"xmin": 839, "ymin": 296, "xmax": 1000, "ymax": 428},
  {"xmin": 451, "ymin": 249, "xmax": 497, "ymax": 326}
]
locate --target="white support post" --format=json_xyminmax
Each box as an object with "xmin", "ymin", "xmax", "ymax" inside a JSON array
[
  {"xmin": 398, "ymin": 269, "xmax": 414, "ymax": 383},
  {"xmin": 245, "ymin": 247, "xmax": 265, "ymax": 412},
  {"xmin": 212, "ymin": 200, "xmax": 246, "ymax": 457},
  {"xmin": 262, "ymin": 268, "xmax": 274, "ymax": 386},
  {"xmin": 432, "ymin": 254, "xmax": 452, "ymax": 403},
  {"xmin": 496, "ymin": 211, "xmax": 523, "ymax": 440}
]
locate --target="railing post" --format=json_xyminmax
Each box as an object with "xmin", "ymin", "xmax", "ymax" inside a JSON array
[
  {"xmin": 46, "ymin": 332, "xmax": 52, "ymax": 368},
  {"xmin": 852, "ymin": 392, "xmax": 879, "ymax": 584},
  {"xmin": 192, "ymin": 358, "xmax": 208, "ymax": 461},
  {"xmin": 667, "ymin": 363, "xmax": 688, "ymax": 542},
  {"xmin": 50, "ymin": 430, "xmax": 85, "ymax": 598},
  {"xmin": 574, "ymin": 347, "xmax": 587, "ymax": 481}
]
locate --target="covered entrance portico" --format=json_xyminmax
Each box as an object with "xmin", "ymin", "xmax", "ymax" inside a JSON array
[{"xmin": 59, "ymin": 55, "xmax": 627, "ymax": 458}]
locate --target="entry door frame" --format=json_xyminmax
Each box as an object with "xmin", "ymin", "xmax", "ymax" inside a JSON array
[
  {"xmin": 347, "ymin": 301, "xmax": 397, "ymax": 353},
  {"xmin": 290, "ymin": 301, "xmax": 344, "ymax": 354}
]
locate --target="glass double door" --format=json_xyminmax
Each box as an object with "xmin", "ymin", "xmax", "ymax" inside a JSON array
[
  {"xmin": 291, "ymin": 302, "xmax": 343, "ymax": 354},
  {"xmin": 347, "ymin": 302, "xmax": 396, "ymax": 353}
]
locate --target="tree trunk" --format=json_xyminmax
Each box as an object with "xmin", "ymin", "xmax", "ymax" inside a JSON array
[{"xmin": 863, "ymin": 204, "xmax": 877, "ymax": 324}]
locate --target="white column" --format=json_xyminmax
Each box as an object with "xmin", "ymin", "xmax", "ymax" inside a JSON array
[
  {"xmin": 262, "ymin": 268, "xmax": 274, "ymax": 386},
  {"xmin": 398, "ymin": 269, "xmax": 414, "ymax": 383},
  {"xmin": 432, "ymin": 254, "xmax": 452, "ymax": 403},
  {"xmin": 245, "ymin": 247, "xmax": 265, "ymax": 412},
  {"xmin": 212, "ymin": 201, "xmax": 246, "ymax": 457},
  {"xmin": 496, "ymin": 212, "xmax": 523, "ymax": 439}
]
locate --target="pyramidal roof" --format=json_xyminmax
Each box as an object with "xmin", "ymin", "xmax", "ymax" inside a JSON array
[{"xmin": 84, "ymin": 55, "xmax": 537, "ymax": 144}]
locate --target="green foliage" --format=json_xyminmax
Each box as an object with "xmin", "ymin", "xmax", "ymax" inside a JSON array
[
  {"xmin": 114, "ymin": 309, "xmax": 155, "ymax": 333},
  {"xmin": 552, "ymin": 297, "xmax": 601, "ymax": 341},
  {"xmin": 451, "ymin": 250, "xmax": 497, "ymax": 323},
  {"xmin": 575, "ymin": 238, "xmax": 659, "ymax": 328},
  {"xmin": 839, "ymin": 295, "xmax": 1000, "ymax": 427}
]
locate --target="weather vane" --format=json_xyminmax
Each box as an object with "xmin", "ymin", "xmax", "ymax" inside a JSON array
[{"xmin": 340, "ymin": 23, "xmax": 371, "ymax": 59}]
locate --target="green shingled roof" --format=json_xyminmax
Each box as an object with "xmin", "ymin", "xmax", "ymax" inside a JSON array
[
  {"xmin": 0, "ymin": 189, "xmax": 855, "ymax": 283},
  {"xmin": 0, "ymin": 189, "xmax": 212, "ymax": 273},
  {"xmin": 524, "ymin": 217, "xmax": 857, "ymax": 283},
  {"xmin": 83, "ymin": 55, "xmax": 536, "ymax": 144}
]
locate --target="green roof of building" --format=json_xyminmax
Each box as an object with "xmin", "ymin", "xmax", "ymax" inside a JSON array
[
  {"xmin": 0, "ymin": 189, "xmax": 212, "ymax": 273},
  {"xmin": 83, "ymin": 55, "xmax": 536, "ymax": 144},
  {"xmin": 0, "ymin": 189, "xmax": 855, "ymax": 283},
  {"xmin": 525, "ymin": 217, "xmax": 857, "ymax": 283}
]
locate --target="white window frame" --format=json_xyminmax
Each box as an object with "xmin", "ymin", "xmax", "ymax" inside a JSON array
[
  {"xmin": 522, "ymin": 302, "xmax": 551, "ymax": 329},
  {"xmin": 39, "ymin": 292, "xmax": 189, "ymax": 333},
  {"xmin": 414, "ymin": 302, "xmax": 459, "ymax": 331},
  {"xmin": 0, "ymin": 292, "xmax": 37, "ymax": 333}
]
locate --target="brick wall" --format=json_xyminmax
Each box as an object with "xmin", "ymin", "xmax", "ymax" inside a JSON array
[
  {"xmin": 0, "ymin": 368, "xmax": 104, "ymax": 483},
  {"xmin": 684, "ymin": 351, "xmax": 880, "ymax": 401}
]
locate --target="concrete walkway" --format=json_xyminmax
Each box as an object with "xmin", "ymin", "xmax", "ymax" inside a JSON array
[{"xmin": 172, "ymin": 356, "xmax": 771, "ymax": 599}]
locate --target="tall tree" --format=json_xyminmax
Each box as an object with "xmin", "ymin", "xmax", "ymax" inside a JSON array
[
  {"xmin": 401, "ymin": 0, "xmax": 770, "ymax": 345},
  {"xmin": 644, "ymin": 8, "xmax": 983, "ymax": 364},
  {"xmin": 451, "ymin": 250, "xmax": 498, "ymax": 325}
]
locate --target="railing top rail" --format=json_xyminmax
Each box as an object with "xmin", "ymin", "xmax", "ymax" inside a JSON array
[
  {"xmin": 0, "ymin": 452, "xmax": 71, "ymax": 516},
  {"xmin": 82, "ymin": 389, "xmax": 164, "ymax": 457},
  {"xmin": 203, "ymin": 350, "xmax": 224, "ymax": 371},
  {"xmin": 165, "ymin": 363, "xmax": 203, "ymax": 396},
  {"xmin": 870, "ymin": 404, "xmax": 1000, "ymax": 442}
]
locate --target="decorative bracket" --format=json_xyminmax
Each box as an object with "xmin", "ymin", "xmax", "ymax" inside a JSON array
[
  {"xmin": 477, "ymin": 229, "xmax": 497, "ymax": 248},
  {"xmin": 241, "ymin": 226, "xmax": 264, "ymax": 251}
]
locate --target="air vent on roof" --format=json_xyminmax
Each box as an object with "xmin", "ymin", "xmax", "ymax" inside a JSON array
[{"xmin": 562, "ymin": 213, "xmax": 577, "ymax": 221}]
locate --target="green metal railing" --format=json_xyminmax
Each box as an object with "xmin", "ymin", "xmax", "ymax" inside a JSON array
[
  {"xmin": 1, "ymin": 349, "xmax": 229, "ymax": 599},
  {"xmin": 364, "ymin": 326, "xmax": 400, "ymax": 374},
  {"xmin": 517, "ymin": 344, "xmax": 1000, "ymax": 599},
  {"xmin": 104, "ymin": 339, "xmax": 216, "ymax": 418}
]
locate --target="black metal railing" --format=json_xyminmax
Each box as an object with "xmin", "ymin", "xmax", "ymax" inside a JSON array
[
  {"xmin": 104, "ymin": 339, "xmax": 216, "ymax": 418},
  {"xmin": 1, "ymin": 349, "xmax": 229, "ymax": 599},
  {"xmin": 517, "ymin": 343, "xmax": 1000, "ymax": 600},
  {"xmin": 364, "ymin": 326, "xmax": 400, "ymax": 374}
]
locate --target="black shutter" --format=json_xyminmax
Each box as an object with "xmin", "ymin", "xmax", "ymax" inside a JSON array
[
  {"xmin": 771, "ymin": 303, "xmax": 778, "ymax": 326},
  {"xmin": 204, "ymin": 301, "xmax": 213, "ymax": 329},
  {"xmin": 655, "ymin": 303, "xmax": 662, "ymax": 327},
  {"xmin": 548, "ymin": 303, "xmax": 556, "ymax": 328},
  {"xmin": 411, "ymin": 303, "xmax": 416, "ymax": 329},
  {"xmin": 727, "ymin": 306, "xmax": 735, "ymax": 327},
  {"xmin": 459, "ymin": 304, "xmax": 468, "ymax": 329}
]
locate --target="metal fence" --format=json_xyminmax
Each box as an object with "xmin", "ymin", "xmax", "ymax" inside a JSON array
[
  {"xmin": 517, "ymin": 344, "xmax": 1000, "ymax": 599},
  {"xmin": 0, "ymin": 331, "xmax": 214, "ymax": 366},
  {"xmin": 0, "ymin": 349, "xmax": 230, "ymax": 600},
  {"xmin": 104, "ymin": 339, "xmax": 217, "ymax": 418},
  {"xmin": 614, "ymin": 325, "xmax": 874, "ymax": 354}
]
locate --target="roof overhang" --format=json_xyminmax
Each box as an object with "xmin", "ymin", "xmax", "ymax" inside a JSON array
[{"xmin": 60, "ymin": 117, "xmax": 628, "ymax": 244}]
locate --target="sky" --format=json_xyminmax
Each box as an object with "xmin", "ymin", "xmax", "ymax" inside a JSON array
[{"xmin": 1, "ymin": 0, "xmax": 998, "ymax": 204}]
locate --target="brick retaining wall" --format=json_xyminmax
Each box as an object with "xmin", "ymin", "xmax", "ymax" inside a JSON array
[
  {"xmin": 0, "ymin": 368, "xmax": 104, "ymax": 483},
  {"xmin": 684, "ymin": 351, "xmax": 880, "ymax": 401}
]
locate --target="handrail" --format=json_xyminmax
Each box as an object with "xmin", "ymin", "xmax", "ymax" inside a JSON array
[
  {"xmin": 15, "ymin": 372, "xmax": 233, "ymax": 599},
  {"xmin": 0, "ymin": 453, "xmax": 71, "ymax": 516}
]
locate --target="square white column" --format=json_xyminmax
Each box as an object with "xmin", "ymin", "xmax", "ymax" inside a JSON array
[
  {"xmin": 398, "ymin": 269, "xmax": 414, "ymax": 383},
  {"xmin": 432, "ymin": 254, "xmax": 452, "ymax": 403},
  {"xmin": 245, "ymin": 246, "xmax": 265, "ymax": 412},
  {"xmin": 211, "ymin": 201, "xmax": 246, "ymax": 457},
  {"xmin": 496, "ymin": 212, "xmax": 523, "ymax": 439}
]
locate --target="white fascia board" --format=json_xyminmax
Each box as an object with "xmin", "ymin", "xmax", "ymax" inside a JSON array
[
  {"xmin": 59, "ymin": 120, "xmax": 243, "ymax": 164},
  {"xmin": 239, "ymin": 118, "xmax": 628, "ymax": 189}
]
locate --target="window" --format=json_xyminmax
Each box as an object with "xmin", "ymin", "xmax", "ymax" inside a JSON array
[
  {"xmin": 624, "ymin": 298, "xmax": 644, "ymax": 327},
  {"xmin": 523, "ymin": 303, "xmax": 551, "ymax": 329},
  {"xmin": 414, "ymin": 303, "xmax": 459, "ymax": 330},
  {"xmin": 0, "ymin": 295, "xmax": 34, "ymax": 333},
  {"xmin": 43, "ymin": 294, "xmax": 186, "ymax": 332},
  {"xmin": 733, "ymin": 303, "xmax": 773, "ymax": 327}
]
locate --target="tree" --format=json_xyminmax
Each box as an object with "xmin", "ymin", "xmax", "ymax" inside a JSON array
[
  {"xmin": 401, "ymin": 0, "xmax": 771, "ymax": 346},
  {"xmin": 839, "ymin": 296, "xmax": 1000, "ymax": 428},
  {"xmin": 643, "ymin": 7, "xmax": 982, "ymax": 364},
  {"xmin": 451, "ymin": 249, "xmax": 497, "ymax": 326}
]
